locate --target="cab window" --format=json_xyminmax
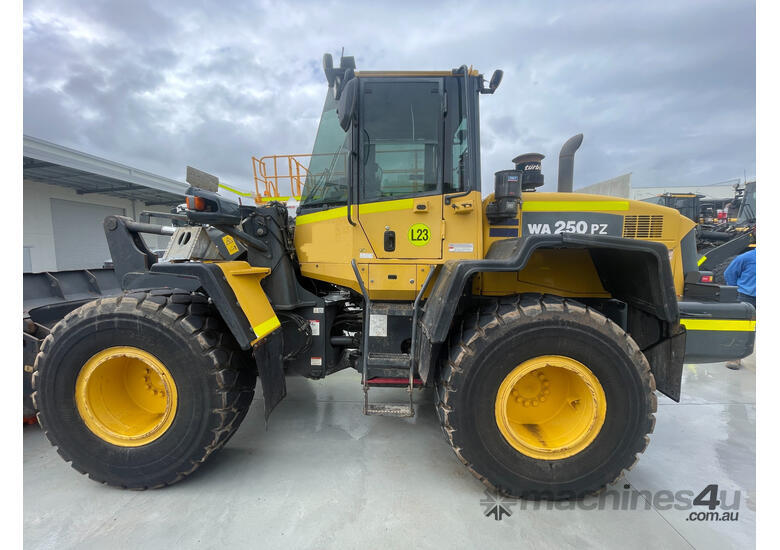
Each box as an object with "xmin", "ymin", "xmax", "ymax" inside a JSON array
[
  {"xmin": 359, "ymin": 80, "xmax": 443, "ymax": 202},
  {"xmin": 300, "ymin": 90, "xmax": 350, "ymax": 209}
]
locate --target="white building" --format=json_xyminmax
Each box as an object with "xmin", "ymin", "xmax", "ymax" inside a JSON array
[
  {"xmin": 577, "ymin": 172, "xmax": 741, "ymax": 202},
  {"xmin": 23, "ymin": 136, "xmax": 188, "ymax": 273}
]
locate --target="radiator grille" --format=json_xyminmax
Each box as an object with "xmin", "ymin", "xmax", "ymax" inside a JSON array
[{"xmin": 623, "ymin": 215, "xmax": 664, "ymax": 239}]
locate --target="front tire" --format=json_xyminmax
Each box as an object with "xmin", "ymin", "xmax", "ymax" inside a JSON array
[
  {"xmin": 435, "ymin": 294, "xmax": 656, "ymax": 499},
  {"xmin": 32, "ymin": 289, "xmax": 257, "ymax": 489}
]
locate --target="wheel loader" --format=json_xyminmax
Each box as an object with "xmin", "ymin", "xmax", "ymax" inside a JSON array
[
  {"xmin": 640, "ymin": 183, "xmax": 757, "ymax": 282},
  {"xmin": 31, "ymin": 53, "xmax": 756, "ymax": 499}
]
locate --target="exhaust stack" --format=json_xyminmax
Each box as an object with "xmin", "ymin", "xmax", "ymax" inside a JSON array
[{"xmin": 557, "ymin": 134, "xmax": 583, "ymax": 193}]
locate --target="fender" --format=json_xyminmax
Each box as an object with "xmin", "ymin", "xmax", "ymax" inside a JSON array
[
  {"xmin": 124, "ymin": 262, "xmax": 281, "ymax": 350},
  {"xmin": 105, "ymin": 214, "xmax": 287, "ymax": 417},
  {"xmin": 418, "ymin": 233, "xmax": 682, "ymax": 396},
  {"xmin": 124, "ymin": 261, "xmax": 286, "ymax": 418}
]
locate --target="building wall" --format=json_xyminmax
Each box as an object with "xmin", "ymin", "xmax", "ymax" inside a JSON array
[
  {"xmin": 577, "ymin": 173, "xmax": 632, "ymax": 198},
  {"xmin": 23, "ymin": 179, "xmax": 172, "ymax": 273},
  {"xmin": 576, "ymin": 173, "xmax": 738, "ymax": 203}
]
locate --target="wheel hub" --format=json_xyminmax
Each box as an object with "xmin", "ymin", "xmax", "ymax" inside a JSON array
[
  {"xmin": 75, "ymin": 346, "xmax": 178, "ymax": 447},
  {"xmin": 495, "ymin": 355, "xmax": 606, "ymax": 460}
]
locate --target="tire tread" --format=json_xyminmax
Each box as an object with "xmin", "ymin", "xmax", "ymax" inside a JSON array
[
  {"xmin": 32, "ymin": 289, "xmax": 256, "ymax": 489},
  {"xmin": 433, "ymin": 294, "xmax": 656, "ymax": 499}
]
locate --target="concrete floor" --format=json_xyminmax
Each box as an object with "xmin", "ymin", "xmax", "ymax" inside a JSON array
[{"xmin": 24, "ymin": 355, "xmax": 755, "ymax": 550}]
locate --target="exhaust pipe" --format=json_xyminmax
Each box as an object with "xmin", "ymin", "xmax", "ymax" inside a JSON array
[{"xmin": 557, "ymin": 134, "xmax": 583, "ymax": 193}]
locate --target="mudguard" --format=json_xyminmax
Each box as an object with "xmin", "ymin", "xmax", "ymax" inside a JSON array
[
  {"xmin": 124, "ymin": 261, "xmax": 285, "ymax": 419},
  {"xmin": 418, "ymin": 233, "xmax": 683, "ymax": 399}
]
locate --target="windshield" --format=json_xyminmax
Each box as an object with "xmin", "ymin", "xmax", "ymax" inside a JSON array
[
  {"xmin": 641, "ymin": 196, "xmax": 665, "ymax": 206},
  {"xmin": 299, "ymin": 90, "xmax": 350, "ymax": 208}
]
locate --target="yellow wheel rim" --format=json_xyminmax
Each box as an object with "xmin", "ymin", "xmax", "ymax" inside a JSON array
[
  {"xmin": 75, "ymin": 346, "xmax": 178, "ymax": 447},
  {"xmin": 495, "ymin": 355, "xmax": 606, "ymax": 460}
]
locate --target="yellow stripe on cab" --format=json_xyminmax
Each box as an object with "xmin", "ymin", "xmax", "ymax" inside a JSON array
[
  {"xmin": 523, "ymin": 200, "xmax": 630, "ymax": 212},
  {"xmin": 295, "ymin": 198, "xmax": 416, "ymax": 226},
  {"xmin": 680, "ymin": 319, "xmax": 756, "ymax": 332}
]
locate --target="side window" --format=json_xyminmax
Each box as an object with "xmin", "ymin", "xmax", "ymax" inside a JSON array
[
  {"xmin": 447, "ymin": 78, "xmax": 468, "ymax": 194},
  {"xmin": 360, "ymin": 80, "xmax": 442, "ymax": 201}
]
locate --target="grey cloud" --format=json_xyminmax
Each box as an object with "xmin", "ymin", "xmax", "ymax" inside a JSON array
[{"xmin": 24, "ymin": 0, "xmax": 755, "ymax": 195}]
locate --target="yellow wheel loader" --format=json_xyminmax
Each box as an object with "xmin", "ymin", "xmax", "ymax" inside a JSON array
[{"xmin": 31, "ymin": 53, "xmax": 755, "ymax": 498}]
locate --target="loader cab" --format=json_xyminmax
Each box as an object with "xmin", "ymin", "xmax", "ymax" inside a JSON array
[
  {"xmin": 298, "ymin": 70, "xmax": 483, "ymax": 214},
  {"xmin": 641, "ymin": 193, "xmax": 703, "ymax": 223},
  {"xmin": 295, "ymin": 56, "xmax": 497, "ymax": 294}
]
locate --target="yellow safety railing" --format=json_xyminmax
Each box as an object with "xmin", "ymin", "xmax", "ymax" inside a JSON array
[{"xmin": 252, "ymin": 155, "xmax": 311, "ymax": 204}]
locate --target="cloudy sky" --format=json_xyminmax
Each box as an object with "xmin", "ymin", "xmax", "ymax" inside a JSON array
[{"xmin": 23, "ymin": 0, "xmax": 755, "ymax": 195}]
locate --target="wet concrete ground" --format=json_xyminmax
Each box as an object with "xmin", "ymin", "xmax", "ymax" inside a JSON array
[{"xmin": 24, "ymin": 354, "xmax": 755, "ymax": 549}]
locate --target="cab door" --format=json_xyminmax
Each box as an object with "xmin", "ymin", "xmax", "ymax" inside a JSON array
[{"xmin": 357, "ymin": 78, "xmax": 444, "ymax": 259}]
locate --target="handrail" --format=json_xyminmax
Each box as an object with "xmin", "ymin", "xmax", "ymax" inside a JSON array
[{"xmin": 252, "ymin": 154, "xmax": 320, "ymax": 204}]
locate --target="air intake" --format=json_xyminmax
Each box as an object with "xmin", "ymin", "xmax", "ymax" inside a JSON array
[{"xmin": 623, "ymin": 215, "xmax": 664, "ymax": 239}]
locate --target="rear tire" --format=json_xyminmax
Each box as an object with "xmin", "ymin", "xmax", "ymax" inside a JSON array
[
  {"xmin": 435, "ymin": 294, "xmax": 656, "ymax": 499},
  {"xmin": 32, "ymin": 289, "xmax": 257, "ymax": 489}
]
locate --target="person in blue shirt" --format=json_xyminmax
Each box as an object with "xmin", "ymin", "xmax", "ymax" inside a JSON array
[
  {"xmin": 724, "ymin": 248, "xmax": 755, "ymax": 370},
  {"xmin": 724, "ymin": 248, "xmax": 756, "ymax": 307}
]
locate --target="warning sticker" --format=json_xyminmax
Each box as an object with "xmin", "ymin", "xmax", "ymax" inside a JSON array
[
  {"xmin": 222, "ymin": 235, "xmax": 239, "ymax": 255},
  {"xmin": 369, "ymin": 314, "xmax": 388, "ymax": 337},
  {"xmin": 309, "ymin": 320, "xmax": 320, "ymax": 336},
  {"xmin": 448, "ymin": 243, "xmax": 474, "ymax": 253},
  {"xmin": 408, "ymin": 223, "xmax": 431, "ymax": 246}
]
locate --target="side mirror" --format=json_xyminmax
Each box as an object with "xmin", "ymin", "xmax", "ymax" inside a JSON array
[
  {"xmin": 479, "ymin": 69, "xmax": 504, "ymax": 94},
  {"xmin": 489, "ymin": 69, "xmax": 503, "ymax": 92},
  {"xmin": 337, "ymin": 78, "xmax": 359, "ymax": 131},
  {"xmin": 334, "ymin": 67, "xmax": 354, "ymax": 100},
  {"xmin": 322, "ymin": 53, "xmax": 335, "ymax": 87},
  {"xmin": 186, "ymin": 166, "xmax": 219, "ymax": 193}
]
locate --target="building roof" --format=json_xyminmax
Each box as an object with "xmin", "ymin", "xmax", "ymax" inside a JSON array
[{"xmin": 23, "ymin": 135, "xmax": 188, "ymax": 206}]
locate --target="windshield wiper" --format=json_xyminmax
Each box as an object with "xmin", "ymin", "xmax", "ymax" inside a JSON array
[{"xmin": 300, "ymin": 197, "xmax": 345, "ymax": 209}]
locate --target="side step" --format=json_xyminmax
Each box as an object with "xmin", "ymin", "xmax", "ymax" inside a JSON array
[
  {"xmin": 367, "ymin": 352, "xmax": 411, "ymax": 367},
  {"xmin": 367, "ymin": 377, "xmax": 424, "ymax": 387},
  {"xmin": 365, "ymin": 403, "xmax": 414, "ymax": 417},
  {"xmin": 350, "ymin": 259, "xmax": 437, "ymax": 419}
]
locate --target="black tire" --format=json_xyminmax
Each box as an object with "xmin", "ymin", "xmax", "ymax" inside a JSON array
[
  {"xmin": 31, "ymin": 289, "xmax": 257, "ymax": 489},
  {"xmin": 435, "ymin": 294, "xmax": 656, "ymax": 500}
]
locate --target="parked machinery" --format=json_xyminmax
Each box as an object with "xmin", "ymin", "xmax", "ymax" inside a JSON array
[{"xmin": 31, "ymin": 54, "xmax": 755, "ymax": 499}]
